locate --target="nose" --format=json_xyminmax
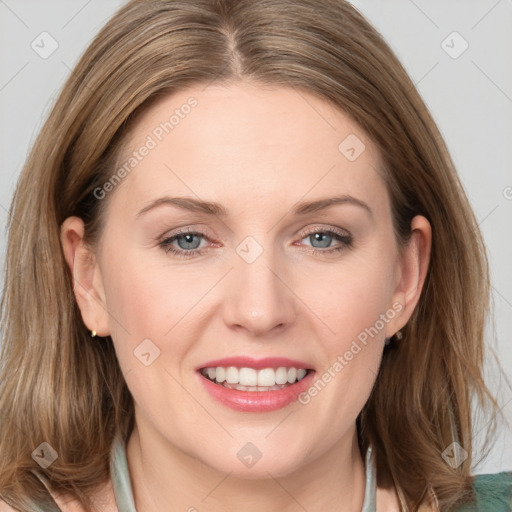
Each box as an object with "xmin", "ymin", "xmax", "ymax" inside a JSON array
[{"xmin": 222, "ymin": 248, "xmax": 297, "ymax": 337}]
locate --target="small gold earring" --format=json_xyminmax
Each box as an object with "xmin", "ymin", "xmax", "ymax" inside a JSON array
[{"xmin": 91, "ymin": 330, "xmax": 97, "ymax": 338}]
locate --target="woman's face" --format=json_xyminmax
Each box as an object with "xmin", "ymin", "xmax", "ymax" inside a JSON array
[{"xmin": 67, "ymin": 81, "xmax": 428, "ymax": 478}]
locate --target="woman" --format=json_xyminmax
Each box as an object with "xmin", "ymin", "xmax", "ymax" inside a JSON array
[{"xmin": 0, "ymin": 0, "xmax": 510, "ymax": 511}]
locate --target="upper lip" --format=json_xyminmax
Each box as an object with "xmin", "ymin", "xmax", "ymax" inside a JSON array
[{"xmin": 196, "ymin": 356, "xmax": 315, "ymax": 371}]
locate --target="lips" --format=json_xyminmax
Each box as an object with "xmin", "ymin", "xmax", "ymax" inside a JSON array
[{"xmin": 195, "ymin": 356, "xmax": 316, "ymax": 412}]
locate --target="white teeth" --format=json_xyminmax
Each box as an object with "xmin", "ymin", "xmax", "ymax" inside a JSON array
[
  {"xmin": 225, "ymin": 366, "xmax": 238, "ymax": 384},
  {"xmin": 239, "ymin": 367, "xmax": 258, "ymax": 386},
  {"xmin": 257, "ymin": 368, "xmax": 276, "ymax": 387},
  {"xmin": 215, "ymin": 367, "xmax": 226, "ymax": 382},
  {"xmin": 201, "ymin": 366, "xmax": 310, "ymax": 388},
  {"xmin": 223, "ymin": 382, "xmax": 289, "ymax": 391},
  {"xmin": 287, "ymin": 367, "xmax": 297, "ymax": 384},
  {"xmin": 297, "ymin": 368, "xmax": 307, "ymax": 380},
  {"xmin": 275, "ymin": 367, "xmax": 288, "ymax": 385}
]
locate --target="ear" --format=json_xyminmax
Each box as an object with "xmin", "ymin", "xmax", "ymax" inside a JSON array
[
  {"xmin": 385, "ymin": 215, "xmax": 432, "ymax": 337},
  {"xmin": 60, "ymin": 216, "xmax": 110, "ymax": 337}
]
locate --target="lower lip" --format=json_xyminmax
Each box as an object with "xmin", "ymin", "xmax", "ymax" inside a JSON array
[{"xmin": 197, "ymin": 371, "xmax": 316, "ymax": 412}]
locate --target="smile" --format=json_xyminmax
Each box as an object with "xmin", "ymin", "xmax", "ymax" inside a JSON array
[
  {"xmin": 200, "ymin": 366, "xmax": 310, "ymax": 391},
  {"xmin": 196, "ymin": 357, "xmax": 316, "ymax": 412}
]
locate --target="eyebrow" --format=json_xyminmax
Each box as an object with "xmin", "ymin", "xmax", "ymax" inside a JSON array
[{"xmin": 136, "ymin": 194, "xmax": 372, "ymax": 219}]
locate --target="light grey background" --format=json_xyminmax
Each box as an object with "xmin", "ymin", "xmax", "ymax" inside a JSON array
[{"xmin": 1, "ymin": 0, "xmax": 511, "ymax": 473}]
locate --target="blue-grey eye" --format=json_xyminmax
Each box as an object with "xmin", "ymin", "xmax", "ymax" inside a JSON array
[
  {"xmin": 176, "ymin": 233, "xmax": 202, "ymax": 250},
  {"xmin": 309, "ymin": 232, "xmax": 333, "ymax": 248}
]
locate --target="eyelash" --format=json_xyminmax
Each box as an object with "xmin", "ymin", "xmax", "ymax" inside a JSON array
[{"xmin": 158, "ymin": 227, "xmax": 353, "ymax": 259}]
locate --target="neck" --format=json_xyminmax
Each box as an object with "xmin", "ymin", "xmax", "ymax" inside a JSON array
[{"xmin": 126, "ymin": 417, "xmax": 367, "ymax": 512}]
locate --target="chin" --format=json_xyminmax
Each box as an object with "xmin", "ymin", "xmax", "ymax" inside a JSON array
[{"xmin": 194, "ymin": 442, "xmax": 307, "ymax": 480}]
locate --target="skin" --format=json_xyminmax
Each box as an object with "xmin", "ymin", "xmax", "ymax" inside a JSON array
[{"xmin": 57, "ymin": 81, "xmax": 431, "ymax": 512}]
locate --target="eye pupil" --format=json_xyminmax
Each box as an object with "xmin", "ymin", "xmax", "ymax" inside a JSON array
[
  {"xmin": 177, "ymin": 234, "xmax": 201, "ymax": 250},
  {"xmin": 310, "ymin": 232, "xmax": 332, "ymax": 248}
]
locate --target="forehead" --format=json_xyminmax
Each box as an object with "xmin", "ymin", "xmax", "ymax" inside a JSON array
[{"xmin": 109, "ymin": 81, "xmax": 385, "ymax": 214}]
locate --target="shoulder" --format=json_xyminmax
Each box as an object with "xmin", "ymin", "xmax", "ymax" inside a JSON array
[
  {"xmin": 472, "ymin": 472, "xmax": 512, "ymax": 507},
  {"xmin": 455, "ymin": 472, "xmax": 512, "ymax": 512}
]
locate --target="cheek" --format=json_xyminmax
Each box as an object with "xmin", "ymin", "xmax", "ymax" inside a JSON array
[
  {"xmin": 102, "ymin": 245, "xmax": 192, "ymax": 329},
  {"xmin": 310, "ymin": 252, "xmax": 397, "ymax": 349},
  {"xmin": 99, "ymin": 255, "xmax": 168, "ymax": 369},
  {"xmin": 100, "ymin": 256, "xmax": 196, "ymax": 422},
  {"xmin": 100, "ymin": 248, "xmax": 220, "ymax": 372},
  {"xmin": 299, "ymin": 245, "xmax": 396, "ymax": 408},
  {"xmin": 297, "ymin": 268, "xmax": 392, "ymax": 444}
]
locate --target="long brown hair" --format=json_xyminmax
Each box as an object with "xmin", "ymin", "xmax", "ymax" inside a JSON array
[{"xmin": 0, "ymin": 0, "xmax": 499, "ymax": 510}]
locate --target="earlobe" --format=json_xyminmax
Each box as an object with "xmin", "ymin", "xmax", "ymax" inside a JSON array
[
  {"xmin": 387, "ymin": 215, "xmax": 432, "ymax": 337},
  {"xmin": 60, "ymin": 216, "xmax": 110, "ymax": 337}
]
